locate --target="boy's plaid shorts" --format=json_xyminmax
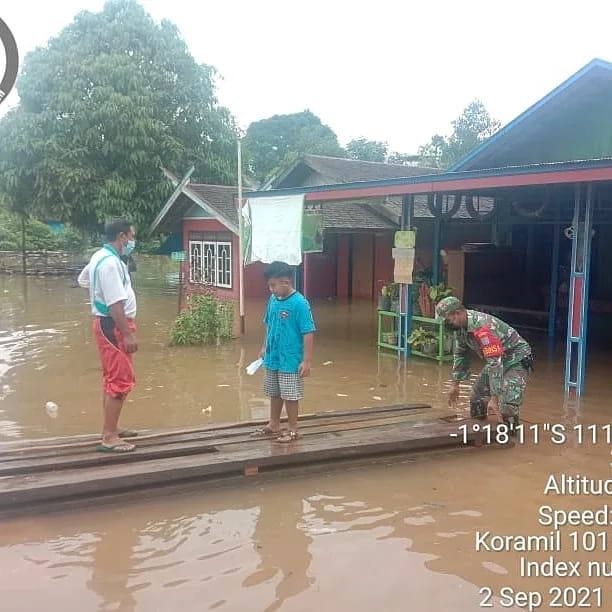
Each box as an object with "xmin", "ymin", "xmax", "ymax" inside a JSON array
[{"xmin": 264, "ymin": 369, "xmax": 304, "ymax": 401}]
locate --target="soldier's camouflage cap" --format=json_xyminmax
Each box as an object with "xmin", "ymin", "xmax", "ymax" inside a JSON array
[{"xmin": 435, "ymin": 296, "xmax": 464, "ymax": 319}]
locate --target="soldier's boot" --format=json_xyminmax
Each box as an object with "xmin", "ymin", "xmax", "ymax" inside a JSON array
[
  {"xmin": 502, "ymin": 406, "xmax": 520, "ymax": 436},
  {"xmin": 470, "ymin": 399, "xmax": 488, "ymax": 420}
]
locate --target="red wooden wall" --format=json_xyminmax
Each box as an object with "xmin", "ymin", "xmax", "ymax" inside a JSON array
[
  {"xmin": 243, "ymin": 263, "xmax": 268, "ymax": 298},
  {"xmin": 303, "ymin": 235, "xmax": 337, "ymax": 298},
  {"xmin": 336, "ymin": 235, "xmax": 350, "ymax": 298},
  {"xmin": 181, "ymin": 221, "xmax": 395, "ymax": 303},
  {"xmin": 182, "ymin": 219, "xmax": 239, "ymax": 301}
]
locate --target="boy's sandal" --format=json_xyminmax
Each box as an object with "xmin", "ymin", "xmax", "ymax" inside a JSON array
[
  {"xmin": 96, "ymin": 440, "xmax": 136, "ymax": 453},
  {"xmin": 250, "ymin": 426, "xmax": 281, "ymax": 438},
  {"xmin": 275, "ymin": 430, "xmax": 299, "ymax": 444}
]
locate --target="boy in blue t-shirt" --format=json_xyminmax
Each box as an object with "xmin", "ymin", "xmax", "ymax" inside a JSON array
[{"xmin": 255, "ymin": 261, "xmax": 316, "ymax": 443}]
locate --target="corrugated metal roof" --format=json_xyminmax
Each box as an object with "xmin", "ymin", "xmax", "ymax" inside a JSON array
[
  {"xmin": 245, "ymin": 158, "xmax": 612, "ymax": 200},
  {"xmin": 450, "ymin": 58, "xmax": 612, "ymax": 172},
  {"xmin": 274, "ymin": 154, "xmax": 438, "ymax": 188}
]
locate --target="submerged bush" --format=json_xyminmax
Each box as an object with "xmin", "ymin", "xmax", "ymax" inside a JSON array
[{"xmin": 170, "ymin": 293, "xmax": 234, "ymax": 346}]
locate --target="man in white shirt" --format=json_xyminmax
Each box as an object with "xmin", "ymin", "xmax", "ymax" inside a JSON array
[{"xmin": 78, "ymin": 219, "xmax": 138, "ymax": 452}]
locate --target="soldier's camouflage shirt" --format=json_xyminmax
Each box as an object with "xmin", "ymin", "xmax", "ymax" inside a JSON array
[{"xmin": 452, "ymin": 310, "xmax": 532, "ymax": 395}]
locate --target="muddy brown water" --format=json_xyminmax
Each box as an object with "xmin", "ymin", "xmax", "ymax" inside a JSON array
[{"xmin": 0, "ymin": 257, "xmax": 610, "ymax": 611}]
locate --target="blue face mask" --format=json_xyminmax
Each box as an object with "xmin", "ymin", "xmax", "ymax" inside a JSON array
[{"xmin": 123, "ymin": 239, "xmax": 136, "ymax": 256}]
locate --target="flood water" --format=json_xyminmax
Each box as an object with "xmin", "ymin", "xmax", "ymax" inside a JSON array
[{"xmin": 0, "ymin": 257, "xmax": 610, "ymax": 611}]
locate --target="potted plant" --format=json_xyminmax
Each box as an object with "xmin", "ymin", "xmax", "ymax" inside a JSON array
[
  {"xmin": 382, "ymin": 331, "xmax": 398, "ymax": 346},
  {"xmin": 388, "ymin": 283, "xmax": 401, "ymax": 312},
  {"xmin": 422, "ymin": 335, "xmax": 438, "ymax": 356},
  {"xmin": 378, "ymin": 285, "xmax": 391, "ymax": 311},
  {"xmin": 407, "ymin": 326, "xmax": 437, "ymax": 354}
]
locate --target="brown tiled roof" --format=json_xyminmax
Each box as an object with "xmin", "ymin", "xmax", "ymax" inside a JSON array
[
  {"xmin": 187, "ymin": 183, "xmax": 238, "ymax": 226},
  {"xmin": 275, "ymin": 154, "xmax": 439, "ymax": 187},
  {"xmin": 322, "ymin": 201, "xmax": 397, "ymax": 231},
  {"xmin": 187, "ymin": 182, "xmax": 399, "ymax": 231},
  {"xmin": 183, "ymin": 187, "xmax": 436, "ymax": 232},
  {"xmin": 155, "ymin": 160, "xmax": 455, "ymax": 236}
]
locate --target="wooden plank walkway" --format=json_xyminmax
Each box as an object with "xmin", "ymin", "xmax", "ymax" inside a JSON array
[{"xmin": 0, "ymin": 404, "xmax": 494, "ymax": 511}]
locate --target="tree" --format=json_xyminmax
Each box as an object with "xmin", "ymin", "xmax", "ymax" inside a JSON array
[
  {"xmin": 387, "ymin": 151, "xmax": 422, "ymax": 165},
  {"xmin": 346, "ymin": 137, "xmax": 388, "ymax": 162},
  {"xmin": 0, "ymin": 0, "xmax": 237, "ymax": 234},
  {"xmin": 243, "ymin": 110, "xmax": 345, "ymax": 184},
  {"xmin": 418, "ymin": 100, "xmax": 501, "ymax": 169},
  {"xmin": 0, "ymin": 108, "xmax": 45, "ymax": 271}
]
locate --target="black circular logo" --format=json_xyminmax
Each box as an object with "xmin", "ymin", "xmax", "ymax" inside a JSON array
[{"xmin": 0, "ymin": 18, "xmax": 18, "ymax": 106}]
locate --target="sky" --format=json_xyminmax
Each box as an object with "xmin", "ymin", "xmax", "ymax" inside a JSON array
[{"xmin": 1, "ymin": 0, "xmax": 612, "ymax": 153}]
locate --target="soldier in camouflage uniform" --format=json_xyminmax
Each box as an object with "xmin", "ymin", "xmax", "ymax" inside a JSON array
[{"xmin": 435, "ymin": 296, "xmax": 533, "ymax": 428}]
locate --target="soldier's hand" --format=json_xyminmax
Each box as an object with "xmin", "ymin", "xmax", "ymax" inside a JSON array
[{"xmin": 448, "ymin": 382, "xmax": 460, "ymax": 407}]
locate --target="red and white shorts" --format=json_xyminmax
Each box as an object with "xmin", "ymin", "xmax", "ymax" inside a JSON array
[{"xmin": 93, "ymin": 317, "xmax": 136, "ymax": 398}]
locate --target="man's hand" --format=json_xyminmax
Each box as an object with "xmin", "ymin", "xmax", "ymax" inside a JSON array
[
  {"xmin": 448, "ymin": 381, "xmax": 460, "ymax": 407},
  {"xmin": 487, "ymin": 396, "xmax": 502, "ymax": 423},
  {"xmin": 124, "ymin": 332, "xmax": 138, "ymax": 354},
  {"xmin": 258, "ymin": 347, "xmax": 265, "ymax": 360},
  {"xmin": 299, "ymin": 360, "xmax": 311, "ymax": 378}
]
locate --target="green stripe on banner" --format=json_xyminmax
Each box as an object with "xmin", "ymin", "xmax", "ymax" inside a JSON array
[{"xmin": 302, "ymin": 203, "xmax": 323, "ymax": 253}]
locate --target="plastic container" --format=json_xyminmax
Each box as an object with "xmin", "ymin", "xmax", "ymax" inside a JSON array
[{"xmin": 246, "ymin": 358, "xmax": 263, "ymax": 376}]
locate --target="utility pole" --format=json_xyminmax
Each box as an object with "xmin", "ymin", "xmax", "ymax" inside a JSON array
[{"xmin": 237, "ymin": 134, "xmax": 245, "ymax": 334}]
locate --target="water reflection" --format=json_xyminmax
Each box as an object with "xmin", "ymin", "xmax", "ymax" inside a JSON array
[
  {"xmin": 88, "ymin": 527, "xmax": 139, "ymax": 612},
  {"xmin": 2, "ymin": 409, "xmax": 610, "ymax": 612},
  {"xmin": 243, "ymin": 494, "xmax": 314, "ymax": 611},
  {"xmin": 0, "ymin": 450, "xmax": 567, "ymax": 611}
]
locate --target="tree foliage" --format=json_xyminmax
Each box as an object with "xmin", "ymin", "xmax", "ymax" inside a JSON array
[
  {"xmin": 418, "ymin": 100, "xmax": 501, "ymax": 169},
  {"xmin": 387, "ymin": 151, "xmax": 422, "ymax": 165},
  {"xmin": 0, "ymin": 0, "xmax": 237, "ymax": 233},
  {"xmin": 243, "ymin": 110, "xmax": 345, "ymax": 184},
  {"xmin": 346, "ymin": 138, "xmax": 422, "ymax": 167},
  {"xmin": 0, "ymin": 208, "xmax": 84, "ymax": 252},
  {"xmin": 346, "ymin": 137, "xmax": 388, "ymax": 162}
]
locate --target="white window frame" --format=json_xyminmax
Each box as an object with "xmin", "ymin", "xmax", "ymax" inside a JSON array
[
  {"xmin": 189, "ymin": 240, "xmax": 203, "ymax": 284},
  {"xmin": 188, "ymin": 239, "xmax": 232, "ymax": 289},
  {"xmin": 215, "ymin": 241, "xmax": 232, "ymax": 289}
]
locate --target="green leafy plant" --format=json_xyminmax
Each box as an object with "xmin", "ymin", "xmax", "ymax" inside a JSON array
[
  {"xmin": 429, "ymin": 283, "xmax": 454, "ymax": 303},
  {"xmin": 407, "ymin": 326, "xmax": 436, "ymax": 351},
  {"xmin": 381, "ymin": 331, "xmax": 398, "ymax": 346},
  {"xmin": 170, "ymin": 293, "xmax": 234, "ymax": 346},
  {"xmin": 382, "ymin": 283, "xmax": 399, "ymax": 299}
]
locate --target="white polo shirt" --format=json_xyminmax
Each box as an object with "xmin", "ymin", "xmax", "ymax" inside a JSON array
[{"xmin": 78, "ymin": 246, "xmax": 137, "ymax": 318}]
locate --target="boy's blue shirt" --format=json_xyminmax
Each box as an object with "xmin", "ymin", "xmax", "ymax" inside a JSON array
[{"xmin": 263, "ymin": 291, "xmax": 316, "ymax": 373}]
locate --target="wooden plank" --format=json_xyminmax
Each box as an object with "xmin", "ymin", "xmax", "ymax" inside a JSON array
[
  {"xmin": 0, "ymin": 421, "xmax": 487, "ymax": 510},
  {"xmin": 0, "ymin": 403, "xmax": 430, "ymax": 454},
  {"xmin": 0, "ymin": 407, "xmax": 431, "ymax": 463},
  {"xmin": 0, "ymin": 413, "xmax": 428, "ymax": 475}
]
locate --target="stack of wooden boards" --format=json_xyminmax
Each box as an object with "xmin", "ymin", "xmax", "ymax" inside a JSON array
[{"xmin": 0, "ymin": 404, "xmax": 491, "ymax": 512}]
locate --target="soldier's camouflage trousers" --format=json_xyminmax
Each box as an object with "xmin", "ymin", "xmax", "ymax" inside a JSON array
[{"xmin": 470, "ymin": 365, "xmax": 528, "ymax": 427}]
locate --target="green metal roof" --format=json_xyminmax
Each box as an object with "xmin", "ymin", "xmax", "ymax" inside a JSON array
[{"xmin": 450, "ymin": 58, "xmax": 612, "ymax": 172}]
